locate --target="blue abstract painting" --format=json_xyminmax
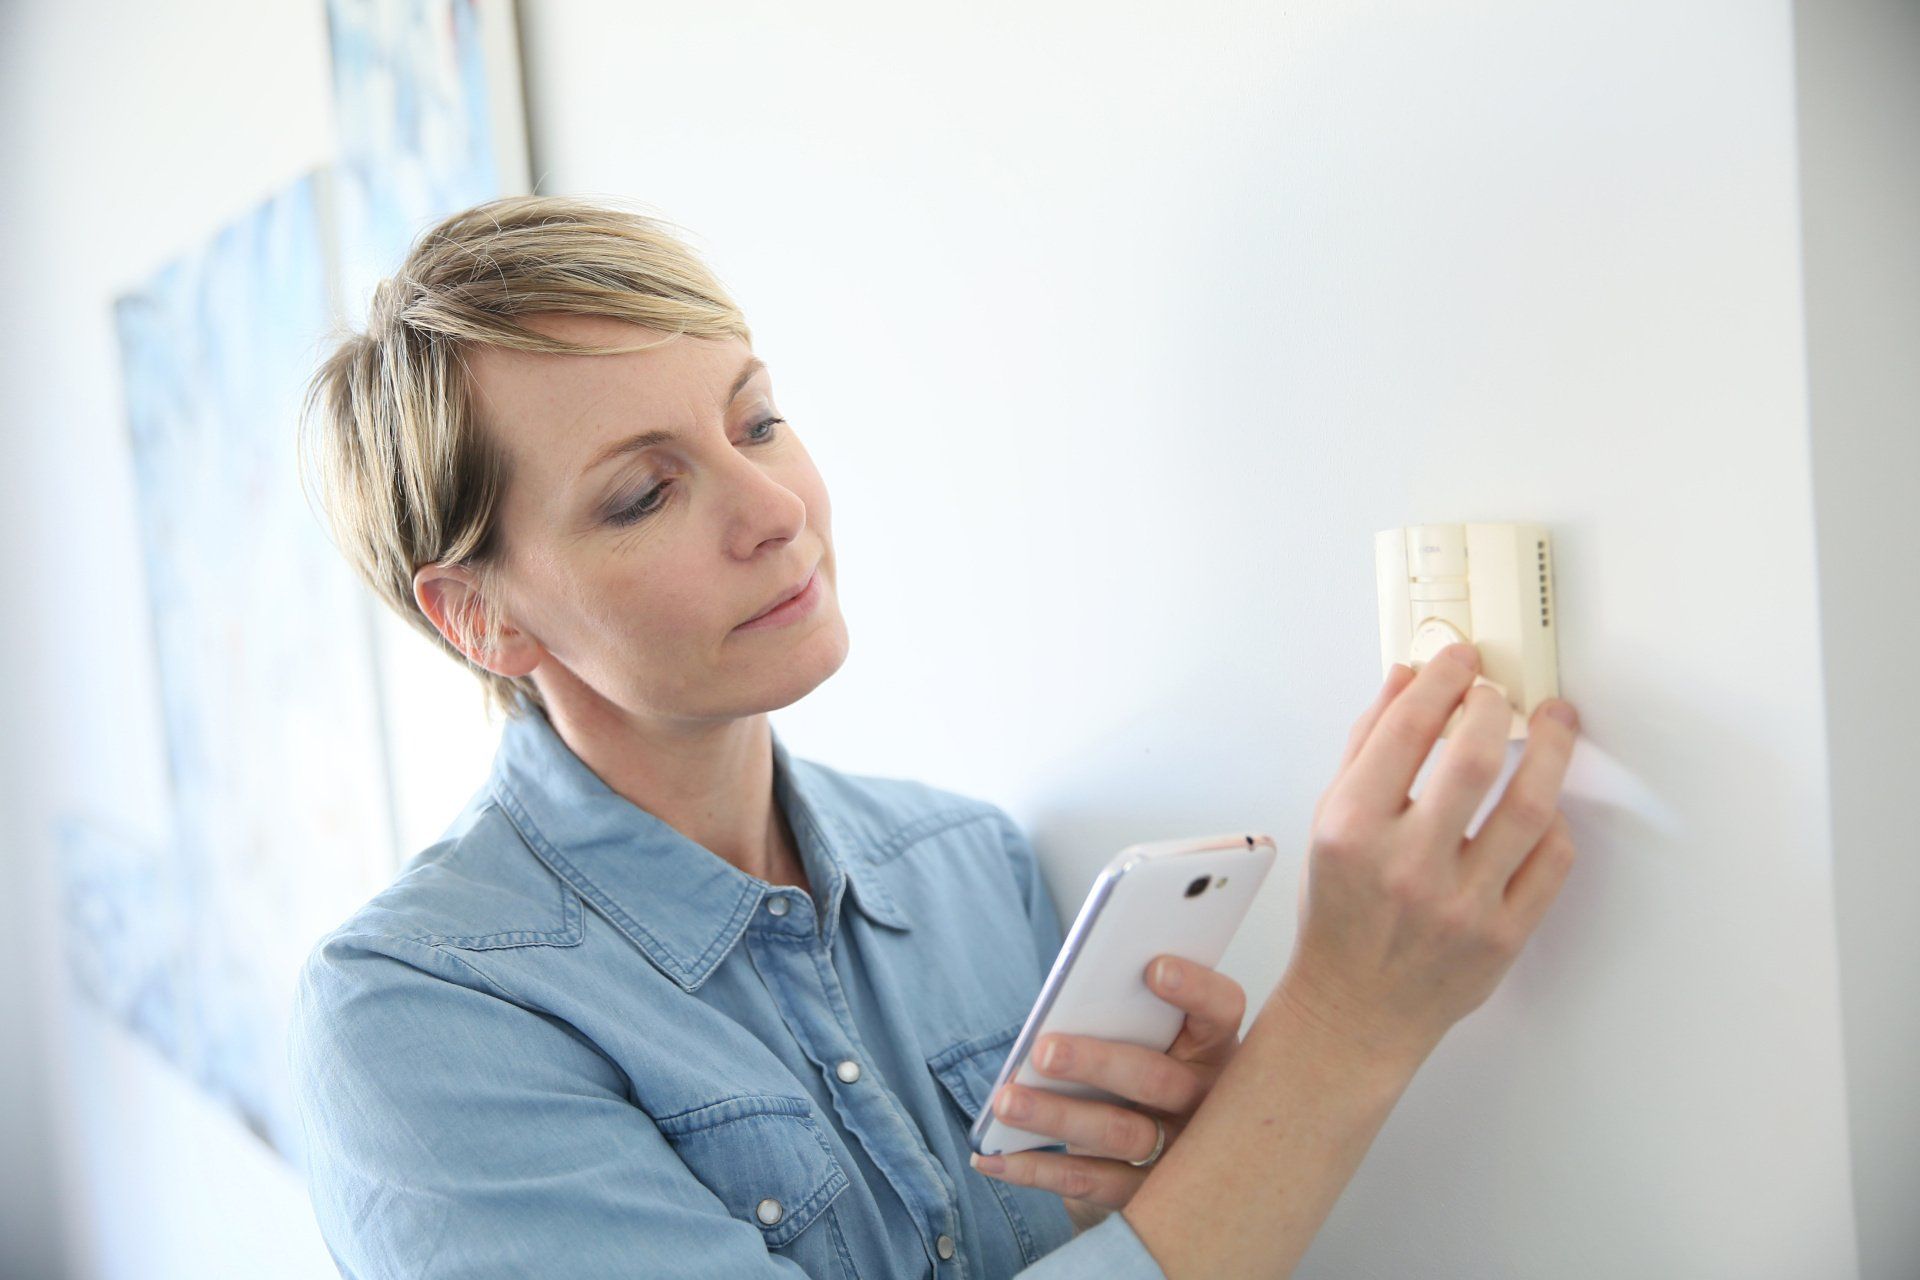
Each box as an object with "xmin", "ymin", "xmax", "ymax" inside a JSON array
[
  {"xmin": 327, "ymin": 0, "xmax": 506, "ymax": 322},
  {"xmin": 104, "ymin": 171, "xmax": 396, "ymax": 1161},
  {"xmin": 66, "ymin": 0, "xmax": 524, "ymax": 1165}
]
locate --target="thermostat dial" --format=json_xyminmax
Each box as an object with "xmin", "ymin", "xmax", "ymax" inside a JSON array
[{"xmin": 1409, "ymin": 617, "xmax": 1468, "ymax": 668}]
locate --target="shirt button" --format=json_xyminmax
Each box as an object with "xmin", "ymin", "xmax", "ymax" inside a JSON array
[
  {"xmin": 835, "ymin": 1058, "xmax": 862, "ymax": 1083},
  {"xmin": 766, "ymin": 895, "xmax": 790, "ymax": 917},
  {"xmin": 936, "ymin": 1234, "xmax": 956, "ymax": 1260},
  {"xmin": 756, "ymin": 1197, "xmax": 784, "ymax": 1225}
]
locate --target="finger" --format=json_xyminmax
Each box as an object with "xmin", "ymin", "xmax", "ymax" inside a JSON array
[
  {"xmin": 1315, "ymin": 663, "xmax": 1417, "ymax": 828},
  {"xmin": 1405, "ymin": 680, "xmax": 1514, "ymax": 850},
  {"xmin": 1027, "ymin": 1033, "xmax": 1208, "ymax": 1116},
  {"xmin": 992, "ymin": 1082, "xmax": 1168, "ymax": 1164},
  {"xmin": 1461, "ymin": 697, "xmax": 1580, "ymax": 893},
  {"xmin": 1337, "ymin": 663, "xmax": 1417, "ymax": 780},
  {"xmin": 970, "ymin": 1147, "xmax": 1148, "ymax": 1209},
  {"xmin": 1503, "ymin": 811, "xmax": 1579, "ymax": 937},
  {"xmin": 1144, "ymin": 956, "xmax": 1247, "ymax": 1059},
  {"xmin": 1063, "ymin": 1113, "xmax": 1185, "ymax": 1164},
  {"xmin": 1335, "ymin": 643, "xmax": 1483, "ymax": 818}
]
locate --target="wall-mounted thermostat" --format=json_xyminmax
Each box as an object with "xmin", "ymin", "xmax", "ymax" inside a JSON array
[{"xmin": 1375, "ymin": 522, "xmax": 1560, "ymax": 740}]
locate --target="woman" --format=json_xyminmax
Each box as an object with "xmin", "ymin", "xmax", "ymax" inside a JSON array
[{"xmin": 288, "ymin": 195, "xmax": 1582, "ymax": 1279}]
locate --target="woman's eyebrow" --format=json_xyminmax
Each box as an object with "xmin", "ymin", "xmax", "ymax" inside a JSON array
[{"xmin": 577, "ymin": 355, "xmax": 767, "ymax": 478}]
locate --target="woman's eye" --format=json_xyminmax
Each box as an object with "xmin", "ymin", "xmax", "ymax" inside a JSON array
[
  {"xmin": 609, "ymin": 483, "xmax": 669, "ymax": 526},
  {"xmin": 607, "ymin": 416, "xmax": 786, "ymax": 527}
]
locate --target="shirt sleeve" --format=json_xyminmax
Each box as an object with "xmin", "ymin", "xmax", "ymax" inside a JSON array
[
  {"xmin": 286, "ymin": 929, "xmax": 816, "ymax": 1279},
  {"xmin": 993, "ymin": 808, "xmax": 1172, "ymax": 1280},
  {"xmin": 1016, "ymin": 1209, "xmax": 1170, "ymax": 1278},
  {"xmin": 994, "ymin": 804, "xmax": 1068, "ymax": 983}
]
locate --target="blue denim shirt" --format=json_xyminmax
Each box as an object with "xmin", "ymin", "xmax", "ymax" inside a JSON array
[{"xmin": 288, "ymin": 696, "xmax": 1170, "ymax": 1279}]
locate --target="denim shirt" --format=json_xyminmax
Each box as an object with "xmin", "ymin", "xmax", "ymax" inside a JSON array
[{"xmin": 287, "ymin": 696, "xmax": 1170, "ymax": 1279}]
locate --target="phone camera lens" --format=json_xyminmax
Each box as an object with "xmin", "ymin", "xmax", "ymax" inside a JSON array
[{"xmin": 1184, "ymin": 875, "xmax": 1210, "ymax": 898}]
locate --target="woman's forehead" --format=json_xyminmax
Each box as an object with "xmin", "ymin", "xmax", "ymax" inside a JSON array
[
  {"xmin": 470, "ymin": 320, "xmax": 738, "ymax": 422},
  {"xmin": 465, "ymin": 322, "xmax": 756, "ymax": 504}
]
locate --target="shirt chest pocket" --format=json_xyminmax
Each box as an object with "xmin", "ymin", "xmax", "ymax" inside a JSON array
[
  {"xmin": 656, "ymin": 1096, "xmax": 851, "ymax": 1251},
  {"xmin": 927, "ymin": 1018, "xmax": 1026, "ymax": 1132},
  {"xmin": 927, "ymin": 1018, "xmax": 1074, "ymax": 1267}
]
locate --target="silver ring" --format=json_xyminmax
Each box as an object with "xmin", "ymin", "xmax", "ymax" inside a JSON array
[{"xmin": 1126, "ymin": 1115, "xmax": 1166, "ymax": 1168}]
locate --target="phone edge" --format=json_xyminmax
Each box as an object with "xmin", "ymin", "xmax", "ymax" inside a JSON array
[{"xmin": 967, "ymin": 832, "xmax": 1270, "ymax": 1156}]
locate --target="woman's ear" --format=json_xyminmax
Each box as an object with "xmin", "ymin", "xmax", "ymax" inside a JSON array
[{"xmin": 412, "ymin": 562, "xmax": 543, "ymax": 678}]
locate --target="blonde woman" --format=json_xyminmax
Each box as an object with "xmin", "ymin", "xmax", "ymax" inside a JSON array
[{"xmin": 288, "ymin": 195, "xmax": 1582, "ymax": 1279}]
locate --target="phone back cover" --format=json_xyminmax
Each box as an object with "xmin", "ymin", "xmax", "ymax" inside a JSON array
[{"xmin": 971, "ymin": 832, "xmax": 1275, "ymax": 1156}]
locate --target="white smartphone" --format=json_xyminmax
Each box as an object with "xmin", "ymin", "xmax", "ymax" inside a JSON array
[{"xmin": 969, "ymin": 831, "xmax": 1278, "ymax": 1158}]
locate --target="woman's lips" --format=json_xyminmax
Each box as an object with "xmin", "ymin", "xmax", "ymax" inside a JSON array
[{"xmin": 734, "ymin": 568, "xmax": 821, "ymax": 631}]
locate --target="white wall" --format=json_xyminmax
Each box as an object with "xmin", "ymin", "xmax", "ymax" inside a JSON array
[
  {"xmin": 0, "ymin": 2, "xmax": 349, "ymax": 1276},
  {"xmin": 1792, "ymin": 2, "xmax": 1920, "ymax": 1277},
  {"xmin": 2, "ymin": 0, "xmax": 1907, "ymax": 1276},
  {"xmin": 0, "ymin": 12, "xmax": 67, "ymax": 1273}
]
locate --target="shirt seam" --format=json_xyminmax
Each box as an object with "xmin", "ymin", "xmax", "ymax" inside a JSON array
[
  {"xmin": 865, "ymin": 804, "xmax": 1005, "ymax": 865},
  {"xmin": 330, "ymin": 928, "xmax": 525, "ymax": 1006},
  {"xmin": 490, "ymin": 774, "xmax": 760, "ymax": 988}
]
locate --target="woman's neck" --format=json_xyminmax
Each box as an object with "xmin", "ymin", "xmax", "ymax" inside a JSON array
[{"xmin": 534, "ymin": 678, "xmax": 797, "ymax": 888}]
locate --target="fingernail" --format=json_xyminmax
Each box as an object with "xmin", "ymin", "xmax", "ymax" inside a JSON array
[
  {"xmin": 1545, "ymin": 700, "xmax": 1579, "ymax": 730},
  {"xmin": 1155, "ymin": 959, "xmax": 1182, "ymax": 991},
  {"xmin": 1041, "ymin": 1039, "xmax": 1070, "ymax": 1071},
  {"xmin": 971, "ymin": 1153, "xmax": 1005, "ymax": 1174},
  {"xmin": 1445, "ymin": 643, "xmax": 1479, "ymax": 671}
]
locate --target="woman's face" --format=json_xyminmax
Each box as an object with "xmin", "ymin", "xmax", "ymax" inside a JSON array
[{"xmin": 459, "ymin": 313, "xmax": 848, "ymax": 723}]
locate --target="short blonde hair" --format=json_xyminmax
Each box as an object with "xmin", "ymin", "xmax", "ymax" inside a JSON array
[{"xmin": 297, "ymin": 194, "xmax": 754, "ymax": 722}]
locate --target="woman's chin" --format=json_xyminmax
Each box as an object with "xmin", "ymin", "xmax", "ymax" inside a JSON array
[{"xmin": 741, "ymin": 612, "xmax": 849, "ymax": 703}]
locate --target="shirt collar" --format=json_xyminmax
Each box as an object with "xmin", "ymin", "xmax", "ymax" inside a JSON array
[{"xmin": 484, "ymin": 694, "xmax": 910, "ymax": 992}]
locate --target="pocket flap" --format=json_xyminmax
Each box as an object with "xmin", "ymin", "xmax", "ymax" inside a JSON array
[
  {"xmin": 657, "ymin": 1096, "xmax": 849, "ymax": 1248},
  {"xmin": 928, "ymin": 1018, "xmax": 1076, "ymax": 1264},
  {"xmin": 927, "ymin": 1018, "xmax": 1024, "ymax": 1123}
]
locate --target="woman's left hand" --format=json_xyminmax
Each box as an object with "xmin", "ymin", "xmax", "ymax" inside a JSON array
[{"xmin": 969, "ymin": 954, "xmax": 1248, "ymax": 1231}]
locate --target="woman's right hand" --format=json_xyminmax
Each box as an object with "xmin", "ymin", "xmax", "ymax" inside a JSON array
[{"xmin": 1278, "ymin": 642, "xmax": 1582, "ymax": 1062}]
